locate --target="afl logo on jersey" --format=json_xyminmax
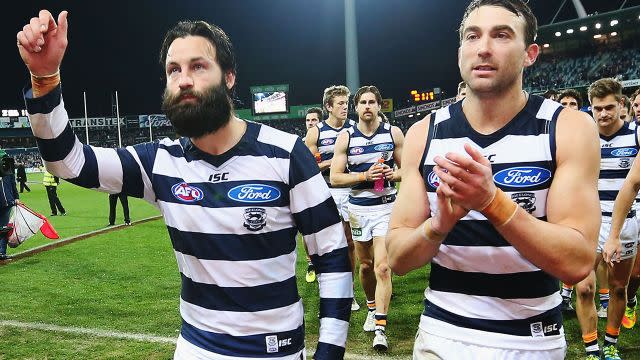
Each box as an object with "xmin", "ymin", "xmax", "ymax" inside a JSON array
[
  {"xmin": 227, "ymin": 184, "xmax": 281, "ymax": 203},
  {"xmin": 374, "ymin": 143, "xmax": 393, "ymax": 152},
  {"xmin": 493, "ymin": 167, "xmax": 551, "ymax": 188},
  {"xmin": 611, "ymin": 148, "xmax": 638, "ymax": 157},
  {"xmin": 427, "ymin": 171, "xmax": 440, "ymax": 188},
  {"xmin": 320, "ymin": 138, "xmax": 335, "ymax": 146},
  {"xmin": 172, "ymin": 182, "xmax": 204, "ymax": 202},
  {"xmin": 350, "ymin": 147, "xmax": 365, "ymax": 155}
]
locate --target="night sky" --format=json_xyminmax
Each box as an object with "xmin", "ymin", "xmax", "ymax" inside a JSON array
[{"xmin": 3, "ymin": 0, "xmax": 639, "ymax": 118}]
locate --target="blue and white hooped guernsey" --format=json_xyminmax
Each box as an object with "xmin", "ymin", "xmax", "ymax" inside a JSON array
[
  {"xmin": 25, "ymin": 85, "xmax": 352, "ymax": 360},
  {"xmin": 346, "ymin": 122, "xmax": 397, "ymax": 206},
  {"xmin": 421, "ymin": 95, "xmax": 565, "ymax": 351},
  {"xmin": 315, "ymin": 119, "xmax": 356, "ymax": 187},
  {"xmin": 599, "ymin": 121, "xmax": 640, "ymax": 218}
]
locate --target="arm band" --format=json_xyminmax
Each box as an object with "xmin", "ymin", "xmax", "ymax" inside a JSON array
[
  {"xmin": 31, "ymin": 70, "xmax": 60, "ymax": 98},
  {"xmin": 480, "ymin": 188, "xmax": 519, "ymax": 227},
  {"xmin": 358, "ymin": 172, "xmax": 366, "ymax": 182}
]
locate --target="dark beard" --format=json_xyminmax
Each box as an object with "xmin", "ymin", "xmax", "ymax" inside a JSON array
[{"xmin": 161, "ymin": 82, "xmax": 233, "ymax": 138}]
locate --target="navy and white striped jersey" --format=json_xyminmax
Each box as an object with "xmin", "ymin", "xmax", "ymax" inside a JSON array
[
  {"xmin": 315, "ymin": 120, "xmax": 356, "ymax": 186},
  {"xmin": 599, "ymin": 121, "xmax": 639, "ymax": 219},
  {"xmin": 420, "ymin": 95, "xmax": 565, "ymax": 350},
  {"xmin": 346, "ymin": 122, "xmax": 397, "ymax": 206},
  {"xmin": 25, "ymin": 85, "xmax": 352, "ymax": 360}
]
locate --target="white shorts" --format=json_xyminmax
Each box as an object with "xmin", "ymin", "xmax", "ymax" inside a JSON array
[
  {"xmin": 347, "ymin": 203, "xmax": 393, "ymax": 242},
  {"xmin": 174, "ymin": 336, "xmax": 306, "ymax": 360},
  {"xmin": 412, "ymin": 329, "xmax": 566, "ymax": 360},
  {"xmin": 598, "ymin": 218, "xmax": 638, "ymax": 260},
  {"xmin": 329, "ymin": 187, "xmax": 351, "ymax": 222}
]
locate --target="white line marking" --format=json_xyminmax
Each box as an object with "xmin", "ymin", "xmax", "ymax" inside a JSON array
[{"xmin": 0, "ymin": 320, "xmax": 177, "ymax": 344}]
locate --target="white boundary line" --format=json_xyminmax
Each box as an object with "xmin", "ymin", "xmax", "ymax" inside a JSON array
[{"xmin": 0, "ymin": 319, "xmax": 410, "ymax": 359}]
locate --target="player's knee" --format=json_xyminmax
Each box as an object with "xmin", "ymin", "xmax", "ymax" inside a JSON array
[
  {"xmin": 576, "ymin": 281, "xmax": 596, "ymax": 300},
  {"xmin": 359, "ymin": 259, "xmax": 374, "ymax": 273},
  {"xmin": 608, "ymin": 282, "xmax": 627, "ymax": 299},
  {"xmin": 374, "ymin": 261, "xmax": 390, "ymax": 280}
]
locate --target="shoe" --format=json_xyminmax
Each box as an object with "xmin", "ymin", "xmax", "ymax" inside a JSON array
[
  {"xmin": 50, "ymin": 214, "xmax": 57, "ymax": 217},
  {"xmin": 363, "ymin": 311, "xmax": 375, "ymax": 332},
  {"xmin": 602, "ymin": 345, "xmax": 621, "ymax": 360},
  {"xmin": 124, "ymin": 221, "xmax": 131, "ymax": 226},
  {"xmin": 622, "ymin": 305, "xmax": 637, "ymax": 329},
  {"xmin": 597, "ymin": 304, "xmax": 608, "ymax": 319},
  {"xmin": 585, "ymin": 355, "xmax": 600, "ymax": 360},
  {"xmin": 351, "ymin": 298, "xmax": 360, "ymax": 311},
  {"xmin": 106, "ymin": 223, "xmax": 115, "ymax": 227},
  {"xmin": 0, "ymin": 254, "xmax": 7, "ymax": 260},
  {"xmin": 305, "ymin": 264, "xmax": 316, "ymax": 283},
  {"xmin": 561, "ymin": 296, "xmax": 574, "ymax": 312},
  {"xmin": 372, "ymin": 330, "xmax": 388, "ymax": 351},
  {"xmin": 61, "ymin": 213, "xmax": 66, "ymax": 216}
]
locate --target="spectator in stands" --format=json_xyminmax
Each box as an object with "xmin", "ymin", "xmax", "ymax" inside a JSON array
[
  {"xmin": 558, "ymin": 89, "xmax": 583, "ymax": 111},
  {"xmin": 543, "ymin": 88, "xmax": 559, "ymax": 101},
  {"xmin": 305, "ymin": 107, "xmax": 322, "ymax": 130},
  {"xmin": 15, "ymin": 162, "xmax": 30, "ymax": 193},
  {"xmin": 42, "ymin": 168, "xmax": 65, "ymax": 216},
  {"xmin": 108, "ymin": 192, "xmax": 130, "ymax": 226},
  {"xmin": 0, "ymin": 149, "xmax": 19, "ymax": 260},
  {"xmin": 456, "ymin": 81, "xmax": 467, "ymax": 101}
]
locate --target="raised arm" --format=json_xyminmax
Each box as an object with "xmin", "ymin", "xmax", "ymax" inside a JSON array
[
  {"xmin": 386, "ymin": 118, "xmax": 468, "ymax": 275},
  {"xmin": 18, "ymin": 10, "xmax": 157, "ymax": 203}
]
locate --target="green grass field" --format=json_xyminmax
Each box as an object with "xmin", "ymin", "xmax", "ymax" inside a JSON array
[{"xmin": 1, "ymin": 175, "xmax": 639, "ymax": 359}]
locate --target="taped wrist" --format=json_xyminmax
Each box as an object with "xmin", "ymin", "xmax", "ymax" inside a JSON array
[
  {"xmin": 31, "ymin": 70, "xmax": 60, "ymax": 98},
  {"xmin": 480, "ymin": 188, "xmax": 518, "ymax": 227}
]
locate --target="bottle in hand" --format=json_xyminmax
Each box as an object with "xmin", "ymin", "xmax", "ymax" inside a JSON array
[{"xmin": 374, "ymin": 158, "xmax": 385, "ymax": 192}]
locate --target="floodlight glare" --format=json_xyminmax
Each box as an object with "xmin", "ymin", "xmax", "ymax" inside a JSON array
[
  {"xmin": 580, "ymin": 26, "xmax": 588, "ymax": 31},
  {"xmin": 610, "ymin": 20, "xmax": 618, "ymax": 26},
  {"xmin": 543, "ymin": 43, "xmax": 550, "ymax": 48},
  {"xmin": 555, "ymin": 31, "xmax": 561, "ymax": 37},
  {"xmin": 566, "ymin": 29, "xmax": 574, "ymax": 34},
  {"xmin": 595, "ymin": 23, "xmax": 602, "ymax": 29},
  {"xmin": 594, "ymin": 34, "xmax": 602, "ymax": 39}
]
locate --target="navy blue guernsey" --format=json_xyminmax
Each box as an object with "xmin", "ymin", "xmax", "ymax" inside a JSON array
[
  {"xmin": 346, "ymin": 122, "xmax": 397, "ymax": 206},
  {"xmin": 25, "ymin": 85, "xmax": 352, "ymax": 360},
  {"xmin": 419, "ymin": 95, "xmax": 566, "ymax": 350},
  {"xmin": 315, "ymin": 119, "xmax": 356, "ymax": 187}
]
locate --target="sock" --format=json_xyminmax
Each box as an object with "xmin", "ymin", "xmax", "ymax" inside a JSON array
[
  {"xmin": 603, "ymin": 326, "xmax": 620, "ymax": 348},
  {"xmin": 561, "ymin": 284, "xmax": 573, "ymax": 298},
  {"xmin": 374, "ymin": 313, "xmax": 387, "ymax": 333},
  {"xmin": 628, "ymin": 295, "xmax": 637, "ymax": 309},
  {"xmin": 367, "ymin": 300, "xmax": 376, "ymax": 313},
  {"xmin": 599, "ymin": 289, "xmax": 610, "ymax": 308},
  {"xmin": 582, "ymin": 331, "xmax": 599, "ymax": 356}
]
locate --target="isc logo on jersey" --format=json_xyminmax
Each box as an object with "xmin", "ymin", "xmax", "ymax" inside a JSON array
[
  {"xmin": 320, "ymin": 138, "xmax": 335, "ymax": 146},
  {"xmin": 493, "ymin": 167, "xmax": 551, "ymax": 188},
  {"xmin": 172, "ymin": 182, "xmax": 204, "ymax": 202},
  {"xmin": 228, "ymin": 184, "xmax": 281, "ymax": 203},
  {"xmin": 611, "ymin": 148, "xmax": 638, "ymax": 157}
]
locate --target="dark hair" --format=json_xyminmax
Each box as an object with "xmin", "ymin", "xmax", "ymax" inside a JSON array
[
  {"xmin": 558, "ymin": 89, "xmax": 583, "ymax": 109},
  {"xmin": 459, "ymin": 0, "xmax": 538, "ymax": 46},
  {"xmin": 588, "ymin": 78, "xmax": 623, "ymax": 102},
  {"xmin": 632, "ymin": 88, "xmax": 640, "ymax": 103},
  {"xmin": 306, "ymin": 107, "xmax": 323, "ymax": 119},
  {"xmin": 542, "ymin": 89, "xmax": 559, "ymax": 99},
  {"xmin": 159, "ymin": 21, "xmax": 237, "ymax": 93},
  {"xmin": 354, "ymin": 85, "xmax": 383, "ymax": 105},
  {"xmin": 621, "ymin": 95, "xmax": 631, "ymax": 112}
]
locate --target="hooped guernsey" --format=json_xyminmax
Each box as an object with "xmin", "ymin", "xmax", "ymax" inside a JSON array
[
  {"xmin": 421, "ymin": 95, "xmax": 565, "ymax": 351},
  {"xmin": 25, "ymin": 85, "xmax": 352, "ymax": 360}
]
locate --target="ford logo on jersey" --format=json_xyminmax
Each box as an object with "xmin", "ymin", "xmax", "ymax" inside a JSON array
[
  {"xmin": 350, "ymin": 147, "xmax": 364, "ymax": 155},
  {"xmin": 427, "ymin": 171, "xmax": 440, "ymax": 188},
  {"xmin": 493, "ymin": 167, "xmax": 551, "ymax": 188},
  {"xmin": 374, "ymin": 143, "xmax": 393, "ymax": 152},
  {"xmin": 172, "ymin": 182, "xmax": 204, "ymax": 202},
  {"xmin": 228, "ymin": 184, "xmax": 281, "ymax": 203},
  {"xmin": 611, "ymin": 148, "xmax": 638, "ymax": 157},
  {"xmin": 320, "ymin": 138, "xmax": 335, "ymax": 146}
]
